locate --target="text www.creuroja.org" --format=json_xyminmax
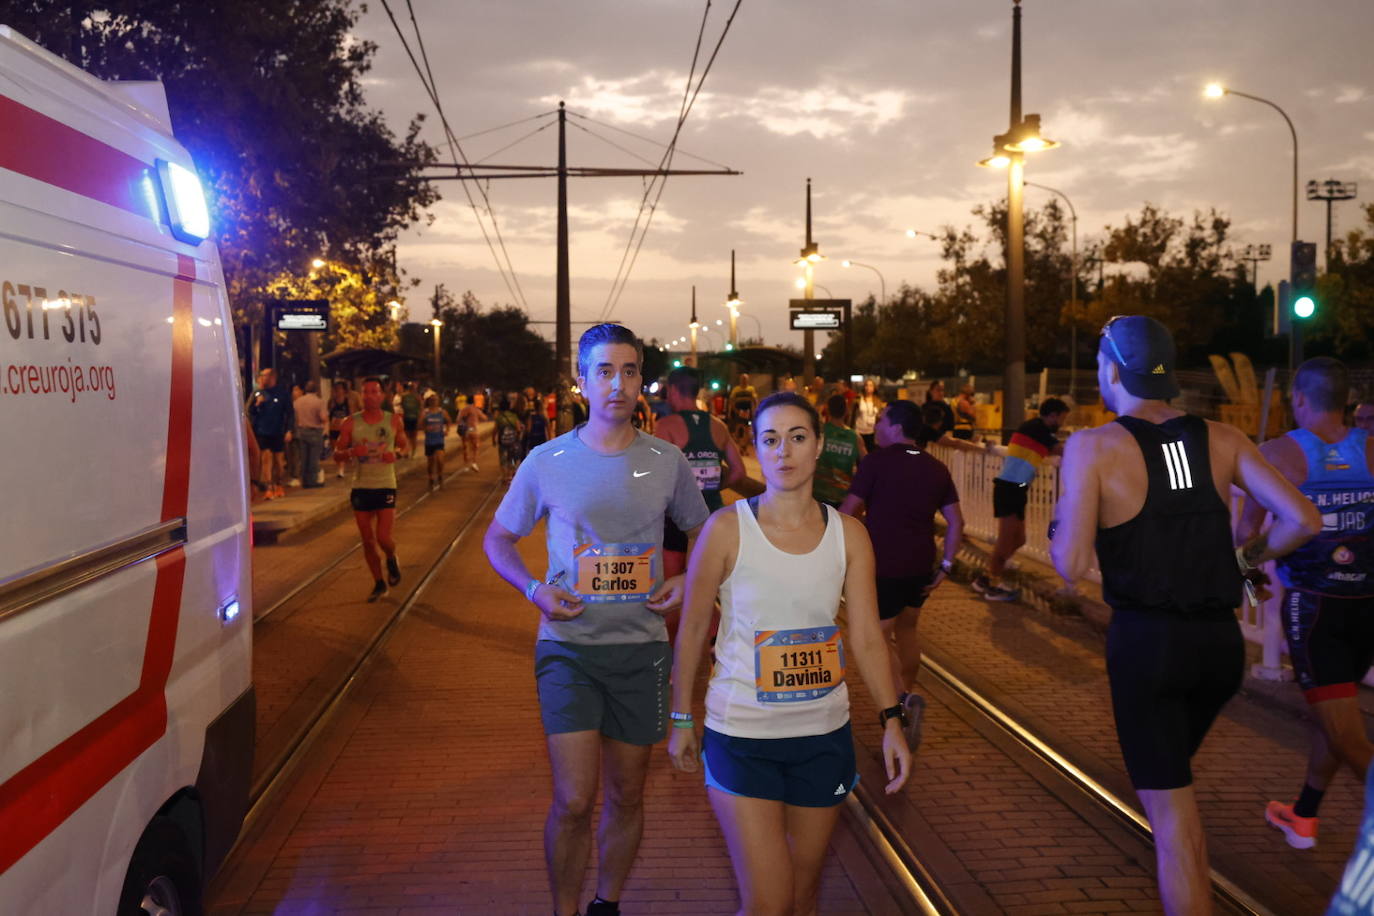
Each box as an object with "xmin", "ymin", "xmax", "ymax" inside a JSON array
[{"xmin": 4, "ymin": 360, "xmax": 116, "ymax": 402}]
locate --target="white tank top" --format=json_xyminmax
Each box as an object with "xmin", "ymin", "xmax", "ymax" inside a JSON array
[{"xmin": 705, "ymin": 500, "xmax": 851, "ymax": 739}]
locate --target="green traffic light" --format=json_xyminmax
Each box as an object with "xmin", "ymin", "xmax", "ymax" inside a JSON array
[{"xmin": 1293, "ymin": 295, "xmax": 1316, "ymax": 319}]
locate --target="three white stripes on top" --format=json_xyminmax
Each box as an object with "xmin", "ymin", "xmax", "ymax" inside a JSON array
[{"xmin": 1161, "ymin": 440, "xmax": 1194, "ymax": 490}]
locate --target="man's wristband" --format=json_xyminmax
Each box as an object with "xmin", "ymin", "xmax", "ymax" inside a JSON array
[
  {"xmin": 524, "ymin": 579, "xmax": 542, "ymax": 602},
  {"xmin": 940, "ymin": 559, "xmax": 954, "ymax": 573},
  {"xmin": 669, "ymin": 711, "xmax": 694, "ymax": 729}
]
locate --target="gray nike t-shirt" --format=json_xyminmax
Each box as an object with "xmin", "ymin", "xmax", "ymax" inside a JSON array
[{"xmin": 495, "ymin": 425, "xmax": 711, "ymax": 644}]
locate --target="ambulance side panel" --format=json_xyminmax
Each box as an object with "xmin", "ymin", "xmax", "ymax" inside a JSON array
[{"xmin": 0, "ymin": 26, "xmax": 252, "ymax": 914}]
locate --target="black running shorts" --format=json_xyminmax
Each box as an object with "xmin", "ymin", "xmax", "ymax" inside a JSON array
[
  {"xmin": 1105, "ymin": 608, "xmax": 1244, "ymax": 790},
  {"xmin": 992, "ymin": 479, "xmax": 1029, "ymax": 520},
  {"xmin": 350, "ymin": 488, "xmax": 396, "ymax": 512},
  {"xmin": 255, "ymin": 431, "xmax": 285, "ymax": 453},
  {"xmin": 1282, "ymin": 590, "xmax": 1374, "ymax": 704},
  {"xmin": 876, "ymin": 574, "xmax": 934, "ymax": 620},
  {"xmin": 424, "ymin": 442, "xmax": 444, "ymax": 456}
]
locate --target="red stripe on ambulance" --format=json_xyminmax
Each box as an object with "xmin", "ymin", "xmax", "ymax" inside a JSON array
[
  {"xmin": 0, "ymin": 94, "xmax": 151, "ymax": 216},
  {"xmin": 0, "ymin": 255, "xmax": 195, "ymax": 873}
]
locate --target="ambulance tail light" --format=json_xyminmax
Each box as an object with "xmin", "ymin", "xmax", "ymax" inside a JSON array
[{"xmin": 155, "ymin": 159, "xmax": 211, "ymax": 244}]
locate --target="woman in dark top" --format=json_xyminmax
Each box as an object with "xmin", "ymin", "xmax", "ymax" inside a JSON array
[{"xmin": 924, "ymin": 380, "xmax": 955, "ymax": 438}]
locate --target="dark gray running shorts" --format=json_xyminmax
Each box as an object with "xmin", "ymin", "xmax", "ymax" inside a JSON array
[{"xmin": 534, "ymin": 640, "xmax": 670, "ymax": 745}]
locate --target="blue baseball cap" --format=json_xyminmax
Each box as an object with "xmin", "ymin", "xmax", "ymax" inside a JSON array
[{"xmin": 1099, "ymin": 315, "xmax": 1180, "ymax": 400}]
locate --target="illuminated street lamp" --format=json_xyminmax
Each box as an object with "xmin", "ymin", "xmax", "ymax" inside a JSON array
[
  {"xmin": 1204, "ymin": 83, "xmax": 1298, "ymax": 244},
  {"xmin": 905, "ymin": 228, "xmax": 940, "ymax": 242},
  {"xmin": 841, "ymin": 260, "xmax": 886, "ymax": 305},
  {"xmin": 1024, "ymin": 182, "xmax": 1080, "ymax": 396},
  {"xmin": 311, "ymin": 257, "xmax": 326, "ymax": 269},
  {"xmin": 724, "ymin": 249, "xmax": 743, "ymax": 348},
  {"xmin": 793, "ymin": 179, "xmax": 826, "ymax": 382},
  {"xmin": 688, "ymin": 286, "xmax": 700, "ymax": 367},
  {"xmin": 387, "ymin": 299, "xmax": 402, "ymax": 322},
  {"xmin": 977, "ymin": 0, "xmax": 1060, "ymax": 433},
  {"xmin": 795, "ymin": 277, "xmax": 834, "ymax": 298},
  {"xmin": 430, "ymin": 318, "xmax": 443, "ymax": 387}
]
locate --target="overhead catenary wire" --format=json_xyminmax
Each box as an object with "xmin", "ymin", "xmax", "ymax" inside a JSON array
[
  {"xmin": 598, "ymin": 0, "xmax": 744, "ymax": 320},
  {"xmin": 474, "ymin": 116, "xmax": 558, "ymax": 165},
  {"xmin": 403, "ymin": 0, "xmax": 531, "ymax": 312},
  {"xmin": 454, "ymin": 110, "xmax": 558, "ymax": 144},
  {"xmin": 565, "ymin": 119, "xmax": 663, "ymax": 171},
  {"xmin": 377, "ymin": 0, "xmax": 529, "ymax": 311},
  {"xmin": 596, "ymin": 0, "xmax": 712, "ymax": 320},
  {"xmin": 566, "ymin": 110, "xmax": 734, "ymax": 171}
]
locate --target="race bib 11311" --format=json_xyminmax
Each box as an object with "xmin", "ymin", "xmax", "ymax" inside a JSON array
[{"xmin": 754, "ymin": 625, "xmax": 845, "ymax": 703}]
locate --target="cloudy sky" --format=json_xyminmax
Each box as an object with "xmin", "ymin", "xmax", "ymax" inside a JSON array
[{"xmin": 351, "ymin": 0, "xmax": 1374, "ymax": 352}]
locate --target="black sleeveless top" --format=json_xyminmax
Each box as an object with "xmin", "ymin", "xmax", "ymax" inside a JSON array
[{"xmin": 1094, "ymin": 415, "xmax": 1242, "ymax": 617}]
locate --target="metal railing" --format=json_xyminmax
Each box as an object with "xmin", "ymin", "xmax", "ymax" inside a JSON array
[
  {"xmin": 929, "ymin": 441, "xmax": 1098, "ymax": 583},
  {"xmin": 929, "ymin": 440, "xmax": 1312, "ymax": 685}
]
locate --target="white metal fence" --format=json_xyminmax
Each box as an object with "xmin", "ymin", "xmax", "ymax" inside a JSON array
[{"xmin": 929, "ymin": 440, "xmax": 1301, "ymax": 683}]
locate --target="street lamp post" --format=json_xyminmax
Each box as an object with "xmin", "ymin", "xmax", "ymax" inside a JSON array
[
  {"xmin": 795, "ymin": 178, "xmax": 825, "ymax": 383},
  {"xmin": 689, "ymin": 286, "xmax": 700, "ymax": 368},
  {"xmin": 797, "ymin": 278, "xmax": 835, "ymax": 298},
  {"xmin": 1205, "ymin": 83, "xmax": 1298, "ymax": 246},
  {"xmin": 841, "ymin": 260, "xmax": 886, "ymax": 305},
  {"xmin": 1024, "ymin": 182, "xmax": 1079, "ymax": 397},
  {"xmin": 430, "ymin": 318, "xmax": 443, "ymax": 388},
  {"xmin": 1205, "ymin": 82, "xmax": 1300, "ymax": 362},
  {"xmin": 725, "ymin": 249, "xmax": 742, "ymax": 349},
  {"xmin": 978, "ymin": 0, "xmax": 1059, "ymax": 434}
]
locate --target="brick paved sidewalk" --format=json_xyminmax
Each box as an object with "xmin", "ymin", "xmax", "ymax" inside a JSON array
[
  {"xmin": 209, "ymin": 502, "xmax": 879, "ymax": 915},
  {"xmin": 914, "ymin": 582, "xmax": 1358, "ymax": 915}
]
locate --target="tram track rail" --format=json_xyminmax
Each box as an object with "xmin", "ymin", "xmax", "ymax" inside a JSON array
[
  {"xmin": 252, "ymin": 458, "xmax": 481, "ymax": 625},
  {"xmin": 838, "ymin": 644, "xmax": 1277, "ymax": 916},
  {"xmin": 242, "ymin": 477, "xmax": 502, "ymax": 819}
]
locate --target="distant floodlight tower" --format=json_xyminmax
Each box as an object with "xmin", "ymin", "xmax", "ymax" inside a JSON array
[{"xmin": 1306, "ymin": 179, "xmax": 1358, "ymax": 269}]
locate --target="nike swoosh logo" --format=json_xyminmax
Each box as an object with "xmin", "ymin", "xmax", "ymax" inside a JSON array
[{"xmin": 633, "ymin": 470, "xmax": 651, "ymax": 477}]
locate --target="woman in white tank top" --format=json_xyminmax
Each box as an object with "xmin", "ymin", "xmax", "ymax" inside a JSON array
[{"xmin": 668, "ymin": 392, "xmax": 911, "ymax": 916}]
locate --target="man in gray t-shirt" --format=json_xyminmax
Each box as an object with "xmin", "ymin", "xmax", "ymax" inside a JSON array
[
  {"xmin": 495, "ymin": 428, "xmax": 708, "ymax": 644},
  {"xmin": 483, "ymin": 324, "xmax": 709, "ymax": 916}
]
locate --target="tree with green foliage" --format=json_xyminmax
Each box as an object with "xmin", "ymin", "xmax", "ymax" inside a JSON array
[
  {"xmin": 423, "ymin": 290, "xmax": 555, "ymax": 392},
  {"xmin": 4, "ymin": 1, "xmax": 438, "ymax": 328}
]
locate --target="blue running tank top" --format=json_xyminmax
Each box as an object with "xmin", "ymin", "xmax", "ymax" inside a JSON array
[
  {"xmin": 423, "ymin": 409, "xmax": 446, "ymax": 446},
  {"xmin": 1277, "ymin": 428, "xmax": 1374, "ymax": 597}
]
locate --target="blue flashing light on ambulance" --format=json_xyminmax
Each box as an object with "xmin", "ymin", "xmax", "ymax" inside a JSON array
[{"xmin": 0, "ymin": 24, "xmax": 253, "ymax": 916}]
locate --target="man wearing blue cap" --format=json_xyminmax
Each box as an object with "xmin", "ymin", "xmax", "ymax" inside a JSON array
[{"xmin": 1051, "ymin": 315, "xmax": 1320, "ymax": 915}]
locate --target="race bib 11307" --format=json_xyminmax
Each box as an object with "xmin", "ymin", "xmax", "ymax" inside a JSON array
[{"xmin": 573, "ymin": 542, "xmax": 657, "ymax": 603}]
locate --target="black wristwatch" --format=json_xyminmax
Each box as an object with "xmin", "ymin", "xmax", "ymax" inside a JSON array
[{"xmin": 878, "ymin": 704, "xmax": 908, "ymax": 728}]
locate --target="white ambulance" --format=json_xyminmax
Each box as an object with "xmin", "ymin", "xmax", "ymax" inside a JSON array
[{"xmin": 0, "ymin": 26, "xmax": 252, "ymax": 916}]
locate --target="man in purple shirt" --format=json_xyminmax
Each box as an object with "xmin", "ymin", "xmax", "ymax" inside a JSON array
[{"xmin": 841, "ymin": 399, "xmax": 963, "ymax": 749}]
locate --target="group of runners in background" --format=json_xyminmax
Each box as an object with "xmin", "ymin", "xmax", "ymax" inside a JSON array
[
  {"xmin": 469, "ymin": 318, "xmax": 1374, "ymax": 916},
  {"xmin": 254, "ymin": 315, "xmax": 1374, "ymax": 916}
]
